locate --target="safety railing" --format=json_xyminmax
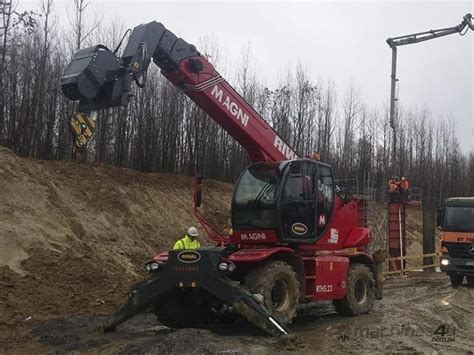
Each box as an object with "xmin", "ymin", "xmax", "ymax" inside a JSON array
[
  {"xmin": 377, "ymin": 185, "xmax": 423, "ymax": 204},
  {"xmin": 334, "ymin": 179, "xmax": 360, "ymax": 194},
  {"xmin": 383, "ymin": 252, "xmax": 441, "ymax": 275},
  {"xmin": 409, "ymin": 186, "xmax": 422, "ymax": 203}
]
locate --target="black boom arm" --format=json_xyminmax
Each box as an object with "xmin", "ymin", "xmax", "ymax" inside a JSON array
[{"xmin": 61, "ymin": 22, "xmax": 199, "ymax": 111}]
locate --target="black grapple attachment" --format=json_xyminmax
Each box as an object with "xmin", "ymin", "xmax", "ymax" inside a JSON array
[
  {"xmin": 100, "ymin": 248, "xmax": 292, "ymax": 339},
  {"xmin": 61, "ymin": 22, "xmax": 199, "ymax": 112}
]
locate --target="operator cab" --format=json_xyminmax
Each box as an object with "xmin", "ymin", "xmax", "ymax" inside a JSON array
[{"xmin": 232, "ymin": 159, "xmax": 334, "ymax": 244}]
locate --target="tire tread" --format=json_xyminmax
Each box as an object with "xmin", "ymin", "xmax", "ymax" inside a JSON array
[
  {"xmin": 244, "ymin": 260, "xmax": 300, "ymax": 324},
  {"xmin": 333, "ymin": 263, "xmax": 375, "ymax": 316}
]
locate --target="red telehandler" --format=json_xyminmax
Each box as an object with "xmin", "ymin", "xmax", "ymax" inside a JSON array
[{"xmin": 61, "ymin": 21, "xmax": 382, "ymax": 339}]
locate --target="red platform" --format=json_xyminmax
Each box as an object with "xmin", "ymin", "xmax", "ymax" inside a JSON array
[{"xmin": 388, "ymin": 202, "xmax": 406, "ymax": 271}]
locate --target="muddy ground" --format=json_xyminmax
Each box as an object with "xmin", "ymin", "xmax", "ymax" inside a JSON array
[
  {"xmin": 3, "ymin": 272, "xmax": 473, "ymax": 354},
  {"xmin": 1, "ymin": 148, "xmax": 470, "ymax": 354}
]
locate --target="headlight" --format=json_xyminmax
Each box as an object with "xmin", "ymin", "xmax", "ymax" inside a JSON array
[
  {"xmin": 145, "ymin": 261, "xmax": 161, "ymax": 272},
  {"xmin": 441, "ymin": 258, "xmax": 450, "ymax": 266},
  {"xmin": 150, "ymin": 262, "xmax": 160, "ymax": 271},
  {"xmin": 218, "ymin": 262, "xmax": 229, "ymax": 271},
  {"xmin": 218, "ymin": 261, "xmax": 236, "ymax": 272}
]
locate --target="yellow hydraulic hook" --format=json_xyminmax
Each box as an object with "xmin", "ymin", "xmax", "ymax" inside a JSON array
[{"xmin": 69, "ymin": 111, "xmax": 96, "ymax": 160}]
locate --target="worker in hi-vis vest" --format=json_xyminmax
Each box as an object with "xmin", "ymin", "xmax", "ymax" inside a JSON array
[{"xmin": 173, "ymin": 226, "xmax": 201, "ymax": 250}]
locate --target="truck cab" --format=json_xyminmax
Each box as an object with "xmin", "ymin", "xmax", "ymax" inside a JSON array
[{"xmin": 438, "ymin": 197, "xmax": 474, "ymax": 286}]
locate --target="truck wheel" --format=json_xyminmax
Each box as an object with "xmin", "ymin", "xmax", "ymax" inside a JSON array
[
  {"xmin": 449, "ymin": 274, "xmax": 464, "ymax": 287},
  {"xmin": 333, "ymin": 263, "xmax": 375, "ymax": 316},
  {"xmin": 152, "ymin": 289, "xmax": 204, "ymax": 328},
  {"xmin": 466, "ymin": 276, "xmax": 474, "ymax": 284},
  {"xmin": 244, "ymin": 261, "xmax": 300, "ymax": 325}
]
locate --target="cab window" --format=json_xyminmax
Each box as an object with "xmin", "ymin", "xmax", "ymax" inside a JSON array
[
  {"xmin": 317, "ymin": 166, "xmax": 334, "ymax": 235},
  {"xmin": 279, "ymin": 161, "xmax": 318, "ymax": 242}
]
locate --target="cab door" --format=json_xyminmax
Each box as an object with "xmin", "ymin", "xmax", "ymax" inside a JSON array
[{"xmin": 277, "ymin": 160, "xmax": 318, "ymax": 243}]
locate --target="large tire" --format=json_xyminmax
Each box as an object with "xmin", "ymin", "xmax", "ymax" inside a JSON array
[
  {"xmin": 244, "ymin": 261, "xmax": 300, "ymax": 325},
  {"xmin": 333, "ymin": 263, "xmax": 375, "ymax": 316},
  {"xmin": 466, "ymin": 276, "xmax": 474, "ymax": 284},
  {"xmin": 152, "ymin": 289, "xmax": 206, "ymax": 328},
  {"xmin": 449, "ymin": 273, "xmax": 464, "ymax": 287}
]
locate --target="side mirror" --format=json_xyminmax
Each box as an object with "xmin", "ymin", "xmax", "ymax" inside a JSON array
[
  {"xmin": 436, "ymin": 207, "xmax": 443, "ymax": 229},
  {"xmin": 194, "ymin": 188, "xmax": 202, "ymax": 208}
]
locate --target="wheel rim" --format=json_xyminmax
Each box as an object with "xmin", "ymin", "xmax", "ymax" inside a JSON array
[
  {"xmin": 354, "ymin": 279, "xmax": 367, "ymax": 304},
  {"xmin": 271, "ymin": 279, "xmax": 289, "ymax": 311}
]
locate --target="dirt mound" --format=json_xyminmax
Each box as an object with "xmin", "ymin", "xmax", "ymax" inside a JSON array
[
  {"xmin": 0, "ymin": 147, "xmax": 232, "ymax": 350},
  {"xmin": 0, "ymin": 146, "xmax": 232, "ymax": 273}
]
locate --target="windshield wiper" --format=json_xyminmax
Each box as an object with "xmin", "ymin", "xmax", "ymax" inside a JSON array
[{"xmin": 251, "ymin": 183, "xmax": 275, "ymax": 207}]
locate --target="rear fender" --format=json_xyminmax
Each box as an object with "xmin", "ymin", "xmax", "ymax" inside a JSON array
[
  {"xmin": 346, "ymin": 252, "xmax": 374, "ymax": 265},
  {"xmin": 342, "ymin": 228, "xmax": 371, "ymax": 249}
]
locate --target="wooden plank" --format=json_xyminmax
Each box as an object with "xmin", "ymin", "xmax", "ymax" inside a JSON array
[
  {"xmin": 384, "ymin": 270, "xmax": 406, "ymax": 275},
  {"xmin": 419, "ymin": 264, "xmax": 437, "ymax": 269},
  {"xmin": 387, "ymin": 252, "xmax": 440, "ymax": 262},
  {"xmin": 383, "ymin": 264, "xmax": 437, "ymax": 275}
]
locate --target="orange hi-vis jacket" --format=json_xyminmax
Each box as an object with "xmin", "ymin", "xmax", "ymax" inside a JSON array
[
  {"xmin": 387, "ymin": 180, "xmax": 399, "ymax": 193},
  {"xmin": 400, "ymin": 180, "xmax": 410, "ymax": 191}
]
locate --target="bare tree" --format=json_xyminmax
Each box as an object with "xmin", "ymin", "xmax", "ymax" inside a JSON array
[
  {"xmin": 318, "ymin": 78, "xmax": 337, "ymax": 161},
  {"xmin": 69, "ymin": 0, "xmax": 99, "ymax": 50},
  {"xmin": 340, "ymin": 82, "xmax": 361, "ymax": 176},
  {"xmin": 0, "ymin": 0, "xmax": 16, "ymax": 140},
  {"xmin": 0, "ymin": 4, "xmax": 471, "ymax": 200}
]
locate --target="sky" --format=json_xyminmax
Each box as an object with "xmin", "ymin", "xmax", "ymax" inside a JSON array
[{"xmin": 17, "ymin": 0, "xmax": 474, "ymax": 153}]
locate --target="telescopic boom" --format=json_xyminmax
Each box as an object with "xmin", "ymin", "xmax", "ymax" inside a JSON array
[{"xmin": 61, "ymin": 22, "xmax": 298, "ymax": 163}]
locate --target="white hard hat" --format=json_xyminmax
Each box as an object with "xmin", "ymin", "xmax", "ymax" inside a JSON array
[{"xmin": 188, "ymin": 226, "xmax": 198, "ymax": 237}]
